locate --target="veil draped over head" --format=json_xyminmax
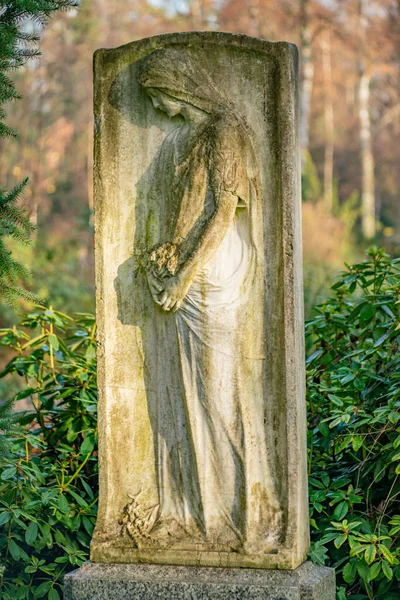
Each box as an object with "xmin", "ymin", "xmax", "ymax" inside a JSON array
[
  {"xmin": 137, "ymin": 46, "xmax": 263, "ymax": 264},
  {"xmin": 137, "ymin": 47, "xmax": 236, "ymax": 117},
  {"xmin": 138, "ymin": 46, "xmax": 260, "ymax": 183}
]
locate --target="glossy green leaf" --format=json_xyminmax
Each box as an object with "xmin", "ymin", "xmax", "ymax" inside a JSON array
[
  {"xmin": 357, "ymin": 562, "xmax": 371, "ymax": 583},
  {"xmin": 364, "ymin": 544, "xmax": 376, "ymax": 565},
  {"xmin": 333, "ymin": 502, "xmax": 348, "ymax": 520},
  {"xmin": 48, "ymin": 334, "xmax": 59, "ymax": 351},
  {"xmin": 382, "ymin": 561, "xmax": 393, "ymax": 580},
  {"xmin": 57, "ymin": 494, "xmax": 70, "ymax": 515},
  {"xmin": 369, "ymin": 562, "xmax": 381, "ymax": 580},
  {"xmin": 34, "ymin": 580, "xmax": 52, "ymax": 597},
  {"xmin": 342, "ymin": 560, "xmax": 357, "ymax": 584},
  {"xmin": 0, "ymin": 511, "xmax": 11, "ymax": 525},
  {"xmin": 7, "ymin": 539, "xmax": 21, "ymax": 560},
  {"xmin": 25, "ymin": 521, "xmax": 38, "ymax": 545},
  {"xmin": 1, "ymin": 466, "xmax": 16, "ymax": 480},
  {"xmin": 334, "ymin": 533, "xmax": 347, "ymax": 549},
  {"xmin": 48, "ymin": 588, "xmax": 60, "ymax": 600},
  {"xmin": 79, "ymin": 435, "xmax": 95, "ymax": 456}
]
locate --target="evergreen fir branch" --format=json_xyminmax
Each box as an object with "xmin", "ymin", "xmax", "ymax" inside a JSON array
[
  {"xmin": 0, "ymin": 396, "xmax": 21, "ymax": 460},
  {"xmin": 0, "ymin": 240, "xmax": 30, "ymax": 283},
  {"xmin": 0, "ymin": 88, "xmax": 21, "ymax": 106},
  {"xmin": 0, "ymin": 204, "xmax": 36, "ymax": 234},
  {"xmin": 0, "ymin": 437, "xmax": 12, "ymax": 458},
  {"xmin": 0, "ymin": 237, "xmax": 11, "ymax": 260},
  {"xmin": 0, "ymin": 122, "xmax": 18, "ymax": 137},
  {"xmin": 1, "ymin": 1, "xmax": 77, "ymax": 22},
  {"xmin": 0, "ymin": 72, "xmax": 21, "ymax": 91},
  {"xmin": 12, "ymin": 261, "xmax": 31, "ymax": 280},
  {"xmin": 9, "ymin": 29, "xmax": 39, "ymax": 43},
  {"xmin": 0, "ymin": 250, "xmax": 31, "ymax": 282},
  {"xmin": 0, "ymin": 178, "xmax": 29, "ymax": 205},
  {"xmin": 0, "ymin": 37, "xmax": 40, "ymax": 57},
  {"xmin": 0, "ymin": 220, "xmax": 32, "ymax": 244},
  {"xmin": 7, "ymin": 48, "xmax": 41, "ymax": 64},
  {"xmin": 0, "ymin": 397, "xmax": 19, "ymax": 432},
  {"xmin": 0, "ymin": 280, "xmax": 40, "ymax": 307},
  {"xmin": 0, "ymin": 73, "xmax": 21, "ymax": 102},
  {"xmin": 14, "ymin": 45, "xmax": 41, "ymax": 56}
]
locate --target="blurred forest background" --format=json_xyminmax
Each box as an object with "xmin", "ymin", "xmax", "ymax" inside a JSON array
[{"xmin": 1, "ymin": 0, "xmax": 399, "ymax": 326}]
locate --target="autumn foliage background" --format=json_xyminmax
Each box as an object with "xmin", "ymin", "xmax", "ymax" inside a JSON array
[{"xmin": 0, "ymin": 0, "xmax": 399, "ymax": 330}]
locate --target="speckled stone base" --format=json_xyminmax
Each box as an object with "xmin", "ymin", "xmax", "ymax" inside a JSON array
[{"xmin": 63, "ymin": 560, "xmax": 335, "ymax": 599}]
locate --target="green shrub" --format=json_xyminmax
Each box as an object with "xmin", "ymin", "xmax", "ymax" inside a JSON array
[
  {"xmin": 2, "ymin": 248, "xmax": 400, "ymax": 599},
  {"xmin": 0, "ymin": 306, "xmax": 97, "ymax": 600},
  {"xmin": 307, "ymin": 247, "xmax": 400, "ymax": 599}
]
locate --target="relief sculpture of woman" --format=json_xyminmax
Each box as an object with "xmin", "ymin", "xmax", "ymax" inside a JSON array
[{"xmin": 132, "ymin": 48, "xmax": 282, "ymax": 555}]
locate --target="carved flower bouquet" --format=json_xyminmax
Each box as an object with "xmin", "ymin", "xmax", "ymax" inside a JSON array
[
  {"xmin": 149, "ymin": 242, "xmax": 179, "ymax": 278},
  {"xmin": 133, "ymin": 241, "xmax": 180, "ymax": 280}
]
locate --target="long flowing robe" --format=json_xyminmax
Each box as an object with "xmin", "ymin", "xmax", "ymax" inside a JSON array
[{"xmin": 146, "ymin": 115, "xmax": 282, "ymax": 552}]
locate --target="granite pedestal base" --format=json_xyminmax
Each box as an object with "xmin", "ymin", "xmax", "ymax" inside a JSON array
[{"xmin": 64, "ymin": 561, "xmax": 335, "ymax": 600}]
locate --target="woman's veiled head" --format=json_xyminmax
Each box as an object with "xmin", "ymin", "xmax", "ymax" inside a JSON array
[{"xmin": 137, "ymin": 48, "xmax": 229, "ymax": 116}]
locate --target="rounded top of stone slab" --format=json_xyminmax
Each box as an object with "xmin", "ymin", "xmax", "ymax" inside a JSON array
[{"xmin": 93, "ymin": 30, "xmax": 298, "ymax": 65}]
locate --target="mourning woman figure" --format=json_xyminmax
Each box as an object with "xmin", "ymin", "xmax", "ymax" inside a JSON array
[{"xmin": 137, "ymin": 48, "xmax": 282, "ymax": 553}]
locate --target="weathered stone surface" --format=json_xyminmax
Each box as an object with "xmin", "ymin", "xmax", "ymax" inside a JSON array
[
  {"xmin": 64, "ymin": 561, "xmax": 335, "ymax": 599},
  {"xmin": 92, "ymin": 31, "xmax": 308, "ymax": 569}
]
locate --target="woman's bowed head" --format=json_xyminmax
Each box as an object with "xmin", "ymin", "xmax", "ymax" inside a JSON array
[{"xmin": 145, "ymin": 88, "xmax": 209, "ymax": 128}]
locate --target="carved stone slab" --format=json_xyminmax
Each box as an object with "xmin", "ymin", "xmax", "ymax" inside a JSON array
[{"xmin": 91, "ymin": 31, "xmax": 308, "ymax": 569}]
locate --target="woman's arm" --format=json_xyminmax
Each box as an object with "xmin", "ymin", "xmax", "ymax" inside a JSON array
[{"xmin": 158, "ymin": 189, "xmax": 238, "ymax": 311}]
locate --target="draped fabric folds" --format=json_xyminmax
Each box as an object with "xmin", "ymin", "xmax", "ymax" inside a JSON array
[
  {"xmin": 145, "ymin": 120, "xmax": 281, "ymax": 552},
  {"xmin": 138, "ymin": 48, "xmax": 282, "ymax": 552}
]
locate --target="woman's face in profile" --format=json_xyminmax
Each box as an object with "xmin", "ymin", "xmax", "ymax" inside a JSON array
[{"xmin": 146, "ymin": 88, "xmax": 184, "ymax": 118}]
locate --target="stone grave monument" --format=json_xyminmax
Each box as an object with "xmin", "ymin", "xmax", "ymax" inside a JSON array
[{"xmin": 64, "ymin": 31, "xmax": 335, "ymax": 599}]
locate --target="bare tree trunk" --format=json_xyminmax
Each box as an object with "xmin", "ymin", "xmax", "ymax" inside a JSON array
[
  {"xmin": 189, "ymin": 0, "xmax": 206, "ymax": 28},
  {"xmin": 358, "ymin": 0, "xmax": 376, "ymax": 239},
  {"xmin": 94, "ymin": 0, "xmax": 110, "ymax": 42},
  {"xmin": 246, "ymin": 0, "xmax": 262, "ymax": 37},
  {"xmin": 28, "ymin": 63, "xmax": 45, "ymax": 243},
  {"xmin": 299, "ymin": 0, "xmax": 314, "ymax": 167},
  {"xmin": 321, "ymin": 32, "xmax": 334, "ymax": 211},
  {"xmin": 358, "ymin": 68, "xmax": 376, "ymax": 239}
]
